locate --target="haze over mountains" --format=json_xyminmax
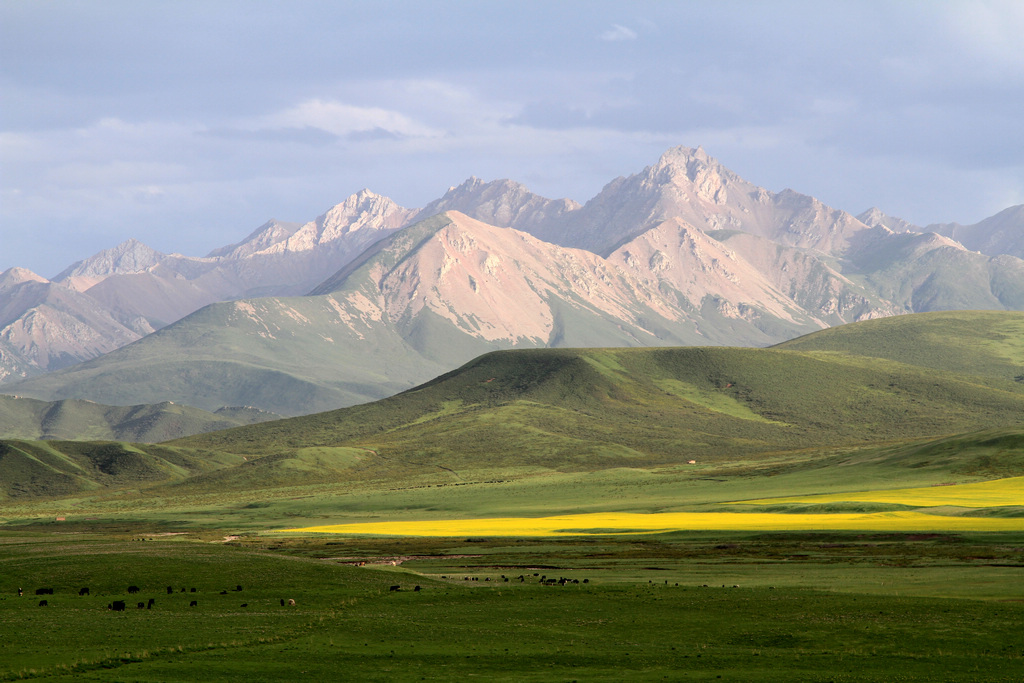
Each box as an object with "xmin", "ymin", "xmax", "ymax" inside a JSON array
[{"xmin": 3, "ymin": 146, "xmax": 1024, "ymax": 418}]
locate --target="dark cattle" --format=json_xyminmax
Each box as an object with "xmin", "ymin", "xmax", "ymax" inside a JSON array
[
  {"xmin": 413, "ymin": 585, "xmax": 422, "ymax": 592},
  {"xmin": 137, "ymin": 602, "xmax": 145, "ymax": 609},
  {"xmin": 389, "ymin": 585, "xmax": 400, "ymax": 592},
  {"xmin": 189, "ymin": 600, "xmax": 197, "ymax": 607},
  {"xmin": 35, "ymin": 588, "xmax": 53, "ymax": 595},
  {"xmin": 235, "ymin": 585, "xmax": 242, "ymax": 592},
  {"xmin": 190, "ymin": 588, "xmax": 196, "ymax": 593},
  {"xmin": 111, "ymin": 601, "xmax": 126, "ymax": 611},
  {"xmin": 127, "ymin": 585, "xmax": 140, "ymax": 594},
  {"xmin": 147, "ymin": 598, "xmax": 155, "ymax": 609},
  {"xmin": 167, "ymin": 586, "xmax": 173, "ymax": 594},
  {"xmin": 583, "ymin": 579, "xmax": 589, "ymax": 584},
  {"xmin": 79, "ymin": 587, "xmax": 90, "ymax": 596},
  {"xmin": 220, "ymin": 590, "xmax": 228, "ymax": 595},
  {"xmin": 280, "ymin": 599, "xmax": 285, "ymax": 606},
  {"xmin": 240, "ymin": 603, "xmax": 248, "ymax": 607},
  {"xmin": 38, "ymin": 600, "xmax": 48, "ymax": 607},
  {"xmin": 180, "ymin": 588, "xmax": 186, "ymax": 593}
]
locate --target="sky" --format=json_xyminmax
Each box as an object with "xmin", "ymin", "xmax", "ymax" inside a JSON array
[{"xmin": 2, "ymin": 0, "xmax": 1023, "ymax": 277}]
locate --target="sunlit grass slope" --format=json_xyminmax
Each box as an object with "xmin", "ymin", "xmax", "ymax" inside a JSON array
[
  {"xmin": 7, "ymin": 312, "xmax": 1024, "ymax": 511},
  {"xmin": 0, "ymin": 394, "xmax": 278, "ymax": 442},
  {"xmin": 0, "ymin": 439, "xmax": 241, "ymax": 500},
  {"xmin": 176, "ymin": 312, "xmax": 1024, "ymax": 477},
  {"xmin": 774, "ymin": 310, "xmax": 1024, "ymax": 382}
]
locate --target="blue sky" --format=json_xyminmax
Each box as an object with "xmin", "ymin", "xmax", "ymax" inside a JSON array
[{"xmin": 2, "ymin": 1, "xmax": 1023, "ymax": 276}]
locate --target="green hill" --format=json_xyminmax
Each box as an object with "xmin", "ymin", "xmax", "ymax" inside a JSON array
[
  {"xmin": 7, "ymin": 311, "xmax": 1024, "ymax": 506},
  {"xmin": 0, "ymin": 439, "xmax": 241, "ymax": 500},
  {"xmin": 0, "ymin": 394, "xmax": 280, "ymax": 442},
  {"xmin": 774, "ymin": 310, "xmax": 1024, "ymax": 380},
  {"xmin": 176, "ymin": 311, "xmax": 1024, "ymax": 472}
]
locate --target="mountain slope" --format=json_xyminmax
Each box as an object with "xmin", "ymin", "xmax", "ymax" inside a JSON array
[
  {"xmin": 774, "ymin": 309, "xmax": 1024, "ymax": 382},
  {"xmin": 0, "ymin": 439, "xmax": 241, "ymax": 500},
  {"xmin": 175, "ymin": 312, "xmax": 1024, "ymax": 477},
  {"xmin": 0, "ymin": 268, "xmax": 149, "ymax": 381},
  {"xmin": 926, "ymin": 205, "xmax": 1024, "ymax": 260},
  {"xmin": 0, "ymin": 394, "xmax": 278, "ymax": 442},
  {"xmin": 6, "ymin": 211, "xmax": 840, "ymax": 414},
  {"xmin": 526, "ymin": 146, "xmax": 873, "ymax": 258}
]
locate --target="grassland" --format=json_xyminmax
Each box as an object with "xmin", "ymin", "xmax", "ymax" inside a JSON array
[{"xmin": 2, "ymin": 312, "xmax": 1024, "ymax": 679}]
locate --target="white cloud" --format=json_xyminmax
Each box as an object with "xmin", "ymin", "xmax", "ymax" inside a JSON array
[
  {"xmin": 259, "ymin": 99, "xmax": 443, "ymax": 139},
  {"xmin": 599, "ymin": 24, "xmax": 637, "ymax": 42}
]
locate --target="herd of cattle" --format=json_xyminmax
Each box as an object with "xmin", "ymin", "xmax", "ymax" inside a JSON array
[
  {"xmin": 439, "ymin": 573, "xmax": 591, "ymax": 585},
  {"xmin": 18, "ymin": 572, "xmax": 596, "ymax": 609},
  {"xmin": 16, "ymin": 584, "xmax": 296, "ymax": 610}
]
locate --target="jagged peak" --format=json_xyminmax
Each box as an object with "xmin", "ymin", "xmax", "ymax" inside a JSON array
[
  {"xmin": 857, "ymin": 207, "xmax": 919, "ymax": 233},
  {"xmin": 54, "ymin": 238, "xmax": 166, "ymax": 281},
  {"xmin": 318, "ymin": 190, "xmax": 411, "ymax": 226},
  {"xmin": 206, "ymin": 218, "xmax": 303, "ymax": 258}
]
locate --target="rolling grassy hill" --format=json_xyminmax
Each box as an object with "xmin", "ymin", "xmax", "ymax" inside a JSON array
[
  {"xmin": 177, "ymin": 312, "xmax": 1024, "ymax": 465},
  {"xmin": 0, "ymin": 394, "xmax": 279, "ymax": 442},
  {"xmin": 0, "ymin": 439, "xmax": 241, "ymax": 500},
  {"xmin": 4, "ymin": 311, "xmax": 1024, "ymax": 510}
]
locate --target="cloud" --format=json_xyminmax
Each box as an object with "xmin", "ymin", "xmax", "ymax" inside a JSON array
[
  {"xmin": 599, "ymin": 24, "xmax": 637, "ymax": 42},
  {"xmin": 258, "ymin": 99, "xmax": 442, "ymax": 139},
  {"xmin": 201, "ymin": 126, "xmax": 340, "ymax": 146}
]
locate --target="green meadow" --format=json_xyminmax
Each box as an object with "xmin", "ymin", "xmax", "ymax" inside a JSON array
[{"xmin": 2, "ymin": 311, "xmax": 1024, "ymax": 680}]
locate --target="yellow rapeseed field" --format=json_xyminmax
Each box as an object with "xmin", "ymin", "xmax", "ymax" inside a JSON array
[
  {"xmin": 278, "ymin": 510, "xmax": 1024, "ymax": 537},
  {"xmin": 740, "ymin": 476, "xmax": 1024, "ymax": 508}
]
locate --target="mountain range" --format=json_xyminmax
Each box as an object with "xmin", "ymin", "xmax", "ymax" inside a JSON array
[{"xmin": 3, "ymin": 145, "xmax": 1024, "ymax": 418}]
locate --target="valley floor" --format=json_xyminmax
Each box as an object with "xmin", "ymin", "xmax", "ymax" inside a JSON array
[{"xmin": 1, "ymin": 528, "xmax": 1022, "ymax": 681}]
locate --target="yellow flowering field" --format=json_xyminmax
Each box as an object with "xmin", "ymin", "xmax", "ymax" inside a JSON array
[
  {"xmin": 278, "ymin": 509, "xmax": 1024, "ymax": 537},
  {"xmin": 740, "ymin": 476, "xmax": 1024, "ymax": 508}
]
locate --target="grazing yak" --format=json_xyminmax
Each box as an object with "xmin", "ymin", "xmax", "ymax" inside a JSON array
[
  {"xmin": 127, "ymin": 586, "xmax": 140, "ymax": 594},
  {"xmin": 79, "ymin": 587, "xmax": 90, "ymax": 596},
  {"xmin": 38, "ymin": 600, "xmax": 48, "ymax": 607},
  {"xmin": 110, "ymin": 601, "xmax": 126, "ymax": 611},
  {"xmin": 35, "ymin": 588, "xmax": 54, "ymax": 595},
  {"xmin": 189, "ymin": 600, "xmax": 198, "ymax": 607}
]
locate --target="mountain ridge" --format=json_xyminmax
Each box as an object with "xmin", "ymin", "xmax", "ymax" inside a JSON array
[{"xmin": 3, "ymin": 145, "xmax": 1024, "ymax": 416}]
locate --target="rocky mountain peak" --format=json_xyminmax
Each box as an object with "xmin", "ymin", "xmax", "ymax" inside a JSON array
[
  {"xmin": 415, "ymin": 177, "xmax": 581, "ymax": 234},
  {"xmin": 856, "ymin": 207, "xmax": 919, "ymax": 233},
  {"xmin": 54, "ymin": 239, "xmax": 167, "ymax": 283},
  {"xmin": 0, "ymin": 267, "xmax": 49, "ymax": 292},
  {"xmin": 206, "ymin": 219, "xmax": 303, "ymax": 259}
]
